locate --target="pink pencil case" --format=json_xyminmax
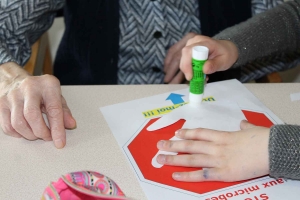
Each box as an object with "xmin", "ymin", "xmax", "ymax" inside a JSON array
[{"xmin": 42, "ymin": 171, "xmax": 127, "ymax": 200}]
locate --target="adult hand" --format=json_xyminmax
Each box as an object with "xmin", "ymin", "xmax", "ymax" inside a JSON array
[
  {"xmin": 156, "ymin": 120, "xmax": 270, "ymax": 182},
  {"xmin": 164, "ymin": 33, "xmax": 197, "ymax": 84},
  {"xmin": 0, "ymin": 62, "xmax": 76, "ymax": 148},
  {"xmin": 180, "ymin": 35, "xmax": 239, "ymax": 81}
]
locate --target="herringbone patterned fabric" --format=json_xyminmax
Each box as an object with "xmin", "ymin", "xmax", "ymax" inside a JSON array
[
  {"xmin": 0, "ymin": 0, "xmax": 299, "ymax": 83},
  {"xmin": 118, "ymin": 0, "xmax": 201, "ymax": 84},
  {"xmin": 0, "ymin": 0, "xmax": 64, "ymax": 66},
  {"xmin": 252, "ymin": 0, "xmax": 284, "ymax": 14}
]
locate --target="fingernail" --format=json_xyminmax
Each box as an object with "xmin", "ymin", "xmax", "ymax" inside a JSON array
[
  {"xmin": 157, "ymin": 155, "xmax": 166, "ymax": 164},
  {"xmin": 175, "ymin": 130, "xmax": 181, "ymax": 136},
  {"xmin": 54, "ymin": 139, "xmax": 65, "ymax": 149},
  {"xmin": 173, "ymin": 173, "xmax": 181, "ymax": 180},
  {"xmin": 157, "ymin": 140, "xmax": 164, "ymax": 148}
]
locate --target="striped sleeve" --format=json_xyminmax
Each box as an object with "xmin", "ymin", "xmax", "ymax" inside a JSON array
[{"xmin": 0, "ymin": 0, "xmax": 64, "ymax": 66}]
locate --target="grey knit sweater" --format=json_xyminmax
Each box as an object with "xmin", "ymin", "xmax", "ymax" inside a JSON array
[{"xmin": 215, "ymin": 0, "xmax": 300, "ymax": 180}]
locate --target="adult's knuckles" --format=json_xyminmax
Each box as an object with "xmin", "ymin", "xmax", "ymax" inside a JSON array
[
  {"xmin": 0, "ymin": 101, "xmax": 9, "ymax": 111},
  {"xmin": 2, "ymin": 123, "xmax": 16, "ymax": 135},
  {"xmin": 20, "ymin": 76, "xmax": 40, "ymax": 90},
  {"xmin": 42, "ymin": 74, "xmax": 60, "ymax": 86},
  {"xmin": 21, "ymin": 75, "xmax": 60, "ymax": 90},
  {"xmin": 46, "ymin": 105, "xmax": 63, "ymax": 118},
  {"xmin": 6, "ymin": 89, "xmax": 21, "ymax": 101},
  {"xmin": 24, "ymin": 106, "xmax": 41, "ymax": 122},
  {"xmin": 11, "ymin": 118, "xmax": 28, "ymax": 131}
]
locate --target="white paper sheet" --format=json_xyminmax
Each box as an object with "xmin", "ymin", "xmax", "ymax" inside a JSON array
[{"xmin": 100, "ymin": 79, "xmax": 300, "ymax": 200}]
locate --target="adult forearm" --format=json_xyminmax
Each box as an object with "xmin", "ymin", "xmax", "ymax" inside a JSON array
[
  {"xmin": 214, "ymin": 0, "xmax": 300, "ymax": 67},
  {"xmin": 0, "ymin": 0, "xmax": 64, "ymax": 66}
]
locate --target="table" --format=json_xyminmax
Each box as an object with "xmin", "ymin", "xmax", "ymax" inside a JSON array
[{"xmin": 0, "ymin": 83, "xmax": 300, "ymax": 200}]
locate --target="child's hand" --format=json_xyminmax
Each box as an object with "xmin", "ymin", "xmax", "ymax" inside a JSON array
[
  {"xmin": 156, "ymin": 120, "xmax": 270, "ymax": 182},
  {"xmin": 180, "ymin": 35, "xmax": 239, "ymax": 80}
]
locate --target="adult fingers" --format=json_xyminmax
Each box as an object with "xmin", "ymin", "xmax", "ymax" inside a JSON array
[
  {"xmin": 172, "ymin": 168, "xmax": 224, "ymax": 182},
  {"xmin": 42, "ymin": 76, "xmax": 65, "ymax": 148},
  {"xmin": 24, "ymin": 89, "xmax": 51, "ymax": 141},
  {"xmin": 164, "ymin": 51, "xmax": 182, "ymax": 83},
  {"xmin": 164, "ymin": 33, "xmax": 197, "ymax": 69},
  {"xmin": 156, "ymin": 154, "xmax": 218, "ymax": 168},
  {"xmin": 169, "ymin": 71, "xmax": 185, "ymax": 84},
  {"xmin": 165, "ymin": 44, "xmax": 180, "ymax": 72},
  {"xmin": 0, "ymin": 106, "xmax": 21, "ymax": 138},
  {"xmin": 61, "ymin": 96, "xmax": 76, "ymax": 129},
  {"xmin": 180, "ymin": 45, "xmax": 193, "ymax": 80},
  {"xmin": 10, "ymin": 99, "xmax": 37, "ymax": 140}
]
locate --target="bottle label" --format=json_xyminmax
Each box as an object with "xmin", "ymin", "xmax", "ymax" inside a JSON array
[{"xmin": 190, "ymin": 58, "xmax": 205, "ymax": 95}]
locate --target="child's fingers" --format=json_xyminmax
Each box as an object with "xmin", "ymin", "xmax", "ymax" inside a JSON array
[{"xmin": 172, "ymin": 168, "xmax": 224, "ymax": 182}]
